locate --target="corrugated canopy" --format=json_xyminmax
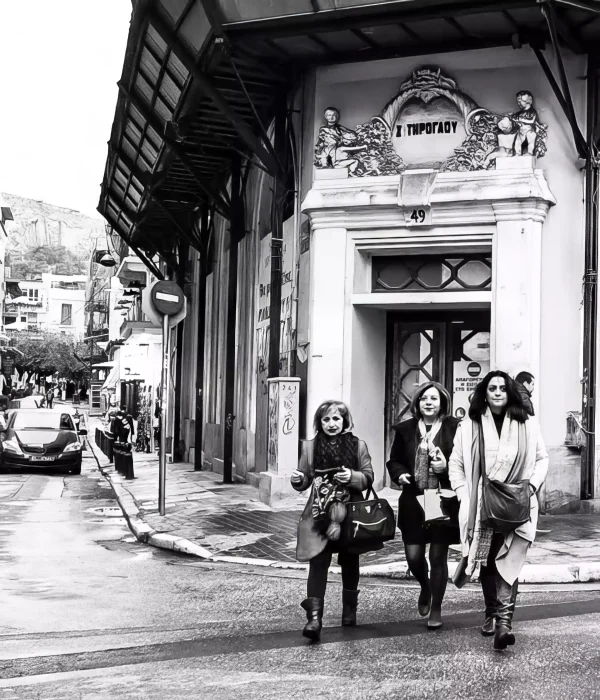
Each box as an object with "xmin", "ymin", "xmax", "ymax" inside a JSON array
[{"xmin": 98, "ymin": 0, "xmax": 600, "ymax": 262}]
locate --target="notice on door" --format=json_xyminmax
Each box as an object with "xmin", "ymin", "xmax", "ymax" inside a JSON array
[{"xmin": 452, "ymin": 360, "xmax": 489, "ymax": 419}]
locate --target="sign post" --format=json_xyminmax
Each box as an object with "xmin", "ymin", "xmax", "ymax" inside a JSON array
[{"xmin": 146, "ymin": 280, "xmax": 186, "ymax": 516}]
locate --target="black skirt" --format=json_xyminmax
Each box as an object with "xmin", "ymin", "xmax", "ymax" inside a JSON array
[{"xmin": 397, "ymin": 490, "xmax": 460, "ymax": 547}]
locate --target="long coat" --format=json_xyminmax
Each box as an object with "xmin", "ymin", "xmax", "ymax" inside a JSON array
[
  {"xmin": 292, "ymin": 437, "xmax": 375, "ymax": 562},
  {"xmin": 386, "ymin": 416, "xmax": 460, "ymax": 492},
  {"xmin": 448, "ymin": 416, "xmax": 549, "ymax": 552}
]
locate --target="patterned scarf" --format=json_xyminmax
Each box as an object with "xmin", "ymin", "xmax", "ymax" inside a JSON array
[
  {"xmin": 311, "ymin": 432, "xmax": 358, "ymax": 525},
  {"xmin": 414, "ymin": 418, "xmax": 443, "ymax": 491}
]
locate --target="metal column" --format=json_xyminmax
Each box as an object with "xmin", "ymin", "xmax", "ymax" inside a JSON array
[{"xmin": 581, "ymin": 53, "xmax": 600, "ymax": 499}]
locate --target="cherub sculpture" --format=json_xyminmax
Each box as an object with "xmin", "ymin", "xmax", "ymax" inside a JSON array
[{"xmin": 314, "ymin": 107, "xmax": 366, "ymax": 174}]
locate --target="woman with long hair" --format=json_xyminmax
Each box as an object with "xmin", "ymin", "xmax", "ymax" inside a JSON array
[
  {"xmin": 290, "ymin": 400, "xmax": 378, "ymax": 642},
  {"xmin": 449, "ymin": 370, "xmax": 548, "ymax": 650},
  {"xmin": 386, "ymin": 381, "xmax": 460, "ymax": 630}
]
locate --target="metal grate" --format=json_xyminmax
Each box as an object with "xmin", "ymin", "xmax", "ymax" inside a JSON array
[{"xmin": 373, "ymin": 254, "xmax": 492, "ymax": 292}]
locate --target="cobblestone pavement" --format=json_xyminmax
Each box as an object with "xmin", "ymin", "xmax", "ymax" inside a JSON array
[{"xmin": 88, "ymin": 418, "xmax": 600, "ymax": 568}]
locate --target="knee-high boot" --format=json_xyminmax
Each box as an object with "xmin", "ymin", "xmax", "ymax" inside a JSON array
[
  {"xmin": 480, "ymin": 565, "xmax": 499, "ymax": 636},
  {"xmin": 494, "ymin": 577, "xmax": 518, "ymax": 650},
  {"xmin": 301, "ymin": 598, "xmax": 324, "ymax": 641},
  {"xmin": 341, "ymin": 589, "xmax": 359, "ymax": 627}
]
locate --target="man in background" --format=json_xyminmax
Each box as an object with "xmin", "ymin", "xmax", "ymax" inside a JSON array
[
  {"xmin": 515, "ymin": 371, "xmax": 547, "ymax": 515},
  {"xmin": 515, "ymin": 370, "xmax": 535, "ymax": 416}
]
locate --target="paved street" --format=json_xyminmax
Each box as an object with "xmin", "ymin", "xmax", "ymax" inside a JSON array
[
  {"xmin": 0, "ymin": 447, "xmax": 598, "ymax": 698},
  {"xmin": 89, "ymin": 417, "xmax": 600, "ymax": 583}
]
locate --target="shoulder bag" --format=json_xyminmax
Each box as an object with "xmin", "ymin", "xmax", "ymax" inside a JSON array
[
  {"xmin": 345, "ymin": 487, "xmax": 396, "ymax": 548},
  {"xmin": 479, "ymin": 424, "xmax": 531, "ymax": 533}
]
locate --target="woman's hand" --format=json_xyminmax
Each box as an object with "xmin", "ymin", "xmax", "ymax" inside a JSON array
[
  {"xmin": 333, "ymin": 467, "xmax": 352, "ymax": 485},
  {"xmin": 430, "ymin": 448, "xmax": 447, "ymax": 474},
  {"xmin": 397, "ymin": 474, "xmax": 412, "ymax": 486},
  {"xmin": 290, "ymin": 470, "xmax": 304, "ymax": 485}
]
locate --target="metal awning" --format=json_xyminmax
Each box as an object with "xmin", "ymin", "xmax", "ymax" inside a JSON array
[{"xmin": 98, "ymin": 0, "xmax": 600, "ymax": 262}]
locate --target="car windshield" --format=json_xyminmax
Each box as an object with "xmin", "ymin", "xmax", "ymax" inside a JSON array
[{"xmin": 10, "ymin": 412, "xmax": 75, "ymax": 431}]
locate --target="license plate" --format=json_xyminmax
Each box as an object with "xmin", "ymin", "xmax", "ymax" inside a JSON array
[{"xmin": 30, "ymin": 456, "xmax": 55, "ymax": 462}]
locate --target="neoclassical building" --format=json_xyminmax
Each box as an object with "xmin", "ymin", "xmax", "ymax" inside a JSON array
[{"xmin": 99, "ymin": 0, "xmax": 600, "ymax": 510}]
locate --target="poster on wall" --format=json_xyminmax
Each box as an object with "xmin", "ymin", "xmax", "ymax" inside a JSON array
[
  {"xmin": 256, "ymin": 216, "xmax": 297, "ymax": 382},
  {"xmin": 452, "ymin": 360, "xmax": 489, "ymax": 419}
]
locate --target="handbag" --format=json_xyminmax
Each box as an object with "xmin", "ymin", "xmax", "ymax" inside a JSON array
[
  {"xmin": 422, "ymin": 486, "xmax": 459, "ymax": 525},
  {"xmin": 345, "ymin": 487, "xmax": 396, "ymax": 547},
  {"xmin": 479, "ymin": 426, "xmax": 531, "ymax": 533}
]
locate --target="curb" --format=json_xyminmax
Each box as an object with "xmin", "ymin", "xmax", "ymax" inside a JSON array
[{"xmin": 87, "ymin": 431, "xmax": 600, "ymax": 585}]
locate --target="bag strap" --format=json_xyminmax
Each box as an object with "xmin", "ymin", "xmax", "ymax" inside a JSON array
[{"xmin": 363, "ymin": 485, "xmax": 379, "ymax": 500}]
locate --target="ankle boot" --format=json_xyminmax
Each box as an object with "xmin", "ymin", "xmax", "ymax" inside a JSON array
[
  {"xmin": 301, "ymin": 597, "xmax": 323, "ymax": 641},
  {"xmin": 480, "ymin": 565, "xmax": 499, "ymax": 637},
  {"xmin": 341, "ymin": 589, "xmax": 359, "ymax": 626},
  {"xmin": 494, "ymin": 577, "xmax": 518, "ymax": 650}
]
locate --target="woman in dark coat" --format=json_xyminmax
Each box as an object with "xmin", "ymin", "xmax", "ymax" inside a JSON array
[
  {"xmin": 386, "ymin": 381, "xmax": 459, "ymax": 629},
  {"xmin": 290, "ymin": 400, "xmax": 376, "ymax": 642}
]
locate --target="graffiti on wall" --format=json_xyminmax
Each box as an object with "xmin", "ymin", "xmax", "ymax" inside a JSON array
[
  {"xmin": 281, "ymin": 381, "xmax": 298, "ymax": 436},
  {"xmin": 314, "ymin": 67, "xmax": 548, "ymax": 175},
  {"xmin": 255, "ymin": 216, "xmax": 298, "ymax": 399}
]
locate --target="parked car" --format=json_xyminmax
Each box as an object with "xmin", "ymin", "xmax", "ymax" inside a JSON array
[
  {"xmin": 9, "ymin": 396, "xmax": 45, "ymax": 410},
  {"xmin": 0, "ymin": 409, "xmax": 87, "ymax": 475}
]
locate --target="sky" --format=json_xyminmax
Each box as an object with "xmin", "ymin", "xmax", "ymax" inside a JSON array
[{"xmin": 0, "ymin": 1, "xmax": 132, "ymax": 219}]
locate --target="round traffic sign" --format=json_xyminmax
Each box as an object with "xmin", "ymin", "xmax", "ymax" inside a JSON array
[{"xmin": 150, "ymin": 281, "xmax": 185, "ymax": 316}]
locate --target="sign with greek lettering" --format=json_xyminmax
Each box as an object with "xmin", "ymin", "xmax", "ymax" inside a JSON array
[
  {"xmin": 452, "ymin": 360, "xmax": 489, "ymax": 419},
  {"xmin": 392, "ymin": 99, "xmax": 465, "ymax": 166}
]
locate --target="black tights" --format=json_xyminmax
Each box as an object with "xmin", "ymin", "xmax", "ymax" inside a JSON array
[
  {"xmin": 307, "ymin": 549, "xmax": 360, "ymax": 599},
  {"xmin": 404, "ymin": 543, "xmax": 449, "ymax": 613}
]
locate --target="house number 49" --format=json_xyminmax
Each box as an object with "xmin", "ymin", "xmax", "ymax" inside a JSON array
[{"xmin": 405, "ymin": 206, "xmax": 431, "ymax": 226}]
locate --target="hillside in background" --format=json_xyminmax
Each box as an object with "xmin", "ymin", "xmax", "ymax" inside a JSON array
[{"xmin": 1, "ymin": 193, "xmax": 105, "ymax": 279}]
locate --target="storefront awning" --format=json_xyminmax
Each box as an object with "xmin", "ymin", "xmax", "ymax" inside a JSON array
[{"xmin": 101, "ymin": 355, "xmax": 120, "ymax": 392}]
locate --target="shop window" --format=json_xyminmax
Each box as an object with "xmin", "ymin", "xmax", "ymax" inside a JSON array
[
  {"xmin": 373, "ymin": 255, "xmax": 492, "ymax": 292},
  {"xmin": 61, "ymin": 304, "xmax": 72, "ymax": 325}
]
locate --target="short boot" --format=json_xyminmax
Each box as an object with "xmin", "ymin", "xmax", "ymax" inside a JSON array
[
  {"xmin": 480, "ymin": 565, "xmax": 499, "ymax": 637},
  {"xmin": 301, "ymin": 597, "xmax": 323, "ymax": 641},
  {"xmin": 494, "ymin": 577, "xmax": 518, "ymax": 650},
  {"xmin": 341, "ymin": 589, "xmax": 359, "ymax": 627}
]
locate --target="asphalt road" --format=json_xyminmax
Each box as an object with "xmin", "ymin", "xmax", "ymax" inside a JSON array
[{"xmin": 0, "ymin": 448, "xmax": 600, "ymax": 699}]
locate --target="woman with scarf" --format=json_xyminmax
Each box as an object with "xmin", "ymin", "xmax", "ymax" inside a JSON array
[
  {"xmin": 386, "ymin": 382, "xmax": 460, "ymax": 630},
  {"xmin": 290, "ymin": 400, "xmax": 376, "ymax": 642},
  {"xmin": 449, "ymin": 370, "xmax": 548, "ymax": 650}
]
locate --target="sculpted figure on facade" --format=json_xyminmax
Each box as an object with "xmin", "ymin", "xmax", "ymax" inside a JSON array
[
  {"xmin": 314, "ymin": 107, "xmax": 365, "ymax": 174},
  {"xmin": 313, "ymin": 69, "xmax": 549, "ymax": 176}
]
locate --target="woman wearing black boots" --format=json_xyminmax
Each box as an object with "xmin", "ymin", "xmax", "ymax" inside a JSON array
[
  {"xmin": 290, "ymin": 400, "xmax": 377, "ymax": 642},
  {"xmin": 449, "ymin": 371, "xmax": 548, "ymax": 650},
  {"xmin": 386, "ymin": 382, "xmax": 460, "ymax": 629}
]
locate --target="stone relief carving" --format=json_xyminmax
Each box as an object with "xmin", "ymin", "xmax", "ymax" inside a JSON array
[{"xmin": 313, "ymin": 68, "xmax": 548, "ymax": 176}]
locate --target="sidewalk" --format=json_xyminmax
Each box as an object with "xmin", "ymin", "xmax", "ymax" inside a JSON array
[{"xmin": 88, "ymin": 417, "xmax": 600, "ymax": 584}]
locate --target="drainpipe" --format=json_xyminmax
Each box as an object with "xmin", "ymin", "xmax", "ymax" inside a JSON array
[
  {"xmin": 194, "ymin": 207, "xmax": 209, "ymax": 470},
  {"xmin": 581, "ymin": 53, "xmax": 599, "ymax": 500}
]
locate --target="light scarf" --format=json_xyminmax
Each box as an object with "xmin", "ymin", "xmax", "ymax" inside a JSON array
[
  {"xmin": 414, "ymin": 418, "xmax": 443, "ymax": 491},
  {"xmin": 466, "ymin": 410, "xmax": 528, "ymax": 579}
]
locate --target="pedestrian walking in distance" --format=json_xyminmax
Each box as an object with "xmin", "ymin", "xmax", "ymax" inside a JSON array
[
  {"xmin": 386, "ymin": 382, "xmax": 460, "ymax": 630},
  {"xmin": 449, "ymin": 370, "xmax": 548, "ymax": 650},
  {"xmin": 290, "ymin": 400, "xmax": 378, "ymax": 642},
  {"xmin": 514, "ymin": 370, "xmax": 535, "ymax": 416},
  {"xmin": 46, "ymin": 387, "xmax": 53, "ymax": 409}
]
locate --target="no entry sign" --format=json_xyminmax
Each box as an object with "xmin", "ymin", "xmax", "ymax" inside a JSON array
[{"xmin": 150, "ymin": 281, "xmax": 185, "ymax": 316}]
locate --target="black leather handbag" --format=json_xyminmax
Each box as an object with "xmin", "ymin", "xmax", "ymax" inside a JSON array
[
  {"xmin": 345, "ymin": 487, "xmax": 396, "ymax": 548},
  {"xmin": 479, "ymin": 429, "xmax": 531, "ymax": 532}
]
